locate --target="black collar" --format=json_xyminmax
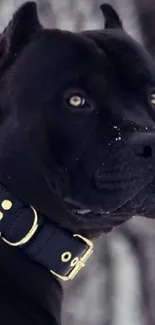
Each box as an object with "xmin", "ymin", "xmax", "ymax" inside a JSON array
[{"xmin": 0, "ymin": 182, "xmax": 93, "ymax": 281}]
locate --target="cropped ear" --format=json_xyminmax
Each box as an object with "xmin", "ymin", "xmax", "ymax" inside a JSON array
[
  {"xmin": 0, "ymin": 1, "xmax": 41, "ymax": 70},
  {"xmin": 100, "ymin": 4, "xmax": 123, "ymax": 29}
]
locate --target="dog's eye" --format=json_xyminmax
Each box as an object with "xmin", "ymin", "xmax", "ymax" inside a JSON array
[
  {"xmin": 151, "ymin": 93, "xmax": 155, "ymax": 106},
  {"xmin": 64, "ymin": 90, "xmax": 94, "ymax": 113},
  {"xmin": 68, "ymin": 95, "xmax": 86, "ymax": 108}
]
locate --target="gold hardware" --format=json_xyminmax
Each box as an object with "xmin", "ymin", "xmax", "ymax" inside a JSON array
[
  {"xmin": 1, "ymin": 206, "xmax": 38, "ymax": 246},
  {"xmin": 0, "ymin": 211, "xmax": 3, "ymax": 220},
  {"xmin": 151, "ymin": 94, "xmax": 155, "ymax": 105},
  {"xmin": 1, "ymin": 200, "xmax": 12, "ymax": 210},
  {"xmin": 50, "ymin": 233, "xmax": 93, "ymax": 281},
  {"xmin": 70, "ymin": 257, "xmax": 79, "ymax": 267},
  {"xmin": 61, "ymin": 251, "xmax": 72, "ymax": 262}
]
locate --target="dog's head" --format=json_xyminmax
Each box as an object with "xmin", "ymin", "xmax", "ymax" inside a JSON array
[{"xmin": 0, "ymin": 2, "xmax": 155, "ymax": 235}]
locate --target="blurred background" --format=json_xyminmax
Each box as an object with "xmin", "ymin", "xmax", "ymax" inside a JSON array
[{"xmin": 1, "ymin": 0, "xmax": 155, "ymax": 324}]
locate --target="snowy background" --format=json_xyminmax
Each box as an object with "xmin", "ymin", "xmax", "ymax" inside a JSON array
[{"xmin": 1, "ymin": 1, "xmax": 155, "ymax": 324}]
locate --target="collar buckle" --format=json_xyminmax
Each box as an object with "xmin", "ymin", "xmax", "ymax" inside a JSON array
[
  {"xmin": 50, "ymin": 234, "xmax": 93, "ymax": 281},
  {"xmin": 0, "ymin": 194, "xmax": 93, "ymax": 281}
]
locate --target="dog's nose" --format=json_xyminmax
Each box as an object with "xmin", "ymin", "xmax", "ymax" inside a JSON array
[{"xmin": 129, "ymin": 132, "xmax": 155, "ymax": 159}]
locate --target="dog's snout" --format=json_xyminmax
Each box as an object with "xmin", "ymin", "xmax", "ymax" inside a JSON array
[
  {"xmin": 129, "ymin": 132, "xmax": 155, "ymax": 159},
  {"xmin": 94, "ymin": 131, "xmax": 155, "ymax": 198}
]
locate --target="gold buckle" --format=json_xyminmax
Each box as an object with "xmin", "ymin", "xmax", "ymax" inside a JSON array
[
  {"xmin": 1, "ymin": 206, "xmax": 38, "ymax": 247},
  {"xmin": 50, "ymin": 234, "xmax": 93, "ymax": 281}
]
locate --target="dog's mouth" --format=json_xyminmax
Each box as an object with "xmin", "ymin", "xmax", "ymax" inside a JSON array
[
  {"xmin": 64, "ymin": 197, "xmax": 107, "ymax": 216},
  {"xmin": 68, "ymin": 207, "xmax": 92, "ymax": 215},
  {"xmin": 63, "ymin": 176, "xmax": 155, "ymax": 223},
  {"xmin": 45, "ymin": 167, "xmax": 155, "ymax": 233},
  {"xmin": 63, "ymin": 195, "xmax": 132, "ymax": 235},
  {"xmin": 64, "ymin": 200, "xmax": 92, "ymax": 215}
]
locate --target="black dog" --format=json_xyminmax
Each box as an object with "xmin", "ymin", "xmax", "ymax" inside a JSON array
[{"xmin": 0, "ymin": 2, "xmax": 155, "ymax": 325}]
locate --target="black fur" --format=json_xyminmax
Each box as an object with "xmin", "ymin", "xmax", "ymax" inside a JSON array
[{"xmin": 0, "ymin": 2, "xmax": 155, "ymax": 324}]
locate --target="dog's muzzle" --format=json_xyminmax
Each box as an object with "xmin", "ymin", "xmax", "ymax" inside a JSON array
[{"xmin": 94, "ymin": 131, "xmax": 155, "ymax": 212}]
